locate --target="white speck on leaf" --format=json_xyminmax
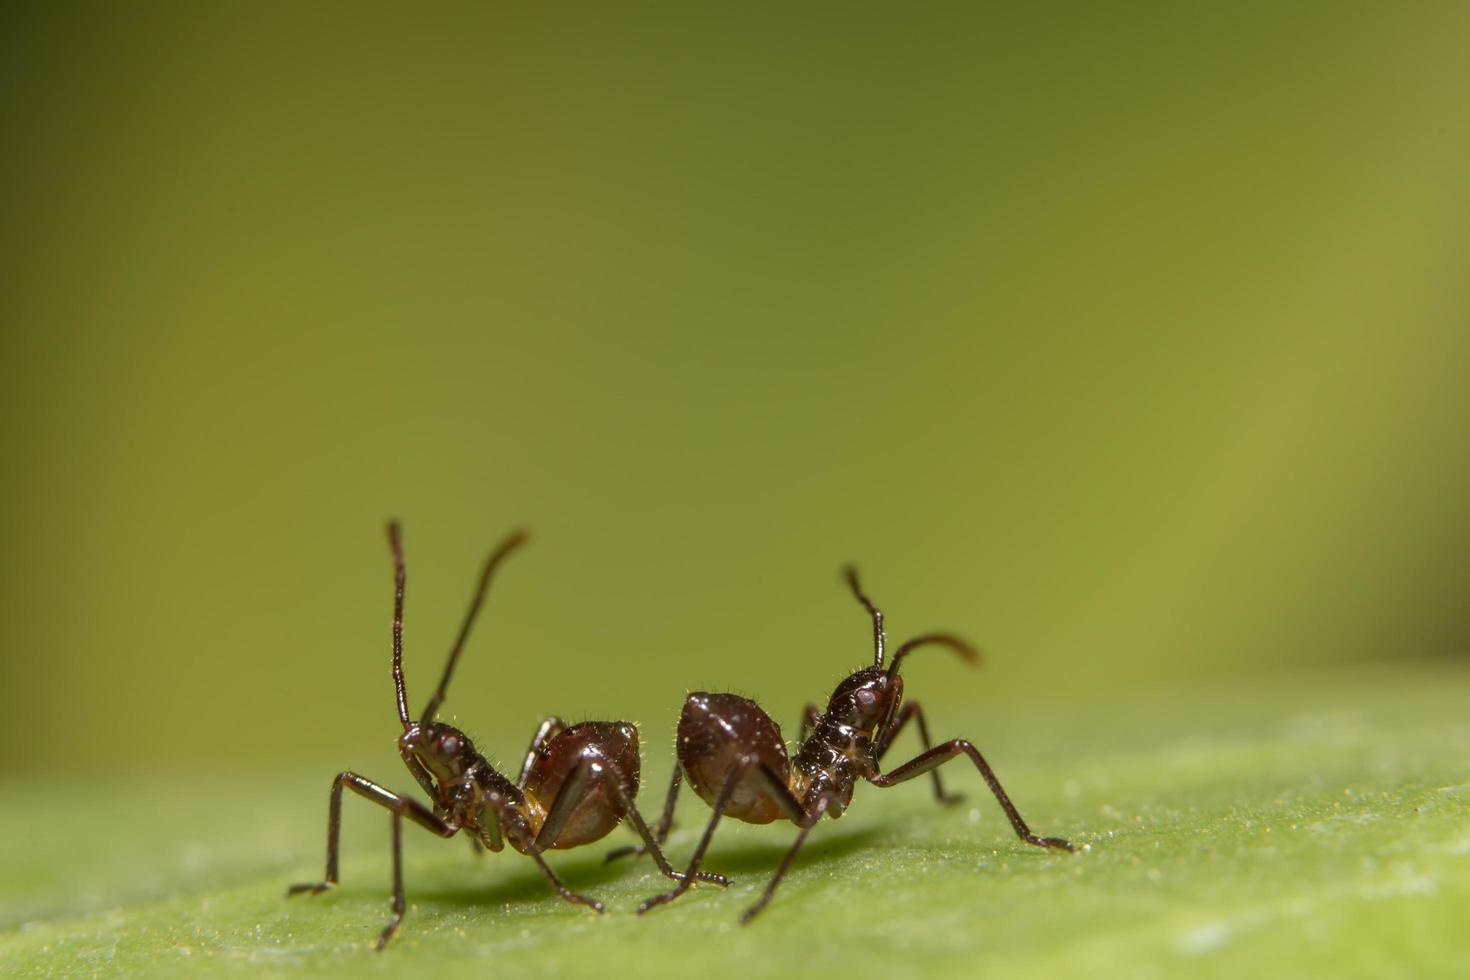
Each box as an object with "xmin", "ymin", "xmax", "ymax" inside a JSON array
[{"xmin": 1175, "ymin": 920, "xmax": 1230, "ymax": 955}]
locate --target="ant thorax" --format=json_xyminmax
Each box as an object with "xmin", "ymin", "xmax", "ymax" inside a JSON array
[
  {"xmin": 790, "ymin": 744, "xmax": 857, "ymax": 818},
  {"xmin": 789, "ymin": 668, "xmax": 904, "ymax": 817},
  {"xmin": 450, "ymin": 760, "xmax": 542, "ymax": 853},
  {"xmin": 401, "ymin": 722, "xmax": 531, "ymax": 836}
]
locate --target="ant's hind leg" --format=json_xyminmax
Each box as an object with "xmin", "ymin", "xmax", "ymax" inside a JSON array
[
  {"xmin": 639, "ymin": 757, "xmax": 805, "ymax": 914},
  {"xmin": 870, "ymin": 740, "xmax": 1073, "ymax": 851},
  {"xmin": 512, "ymin": 762, "xmax": 605, "ymax": 913},
  {"xmin": 739, "ymin": 791, "xmax": 839, "ymax": 925},
  {"xmin": 636, "ymin": 763, "xmax": 739, "ymax": 914},
  {"xmin": 875, "ymin": 701, "xmax": 963, "ymax": 805},
  {"xmin": 597, "ymin": 765, "xmax": 728, "ymax": 888},
  {"xmin": 651, "ymin": 764, "xmax": 681, "ymax": 846},
  {"xmin": 605, "ymin": 764, "xmax": 681, "ymax": 864},
  {"xmin": 527, "ymin": 851, "xmax": 605, "ymax": 913}
]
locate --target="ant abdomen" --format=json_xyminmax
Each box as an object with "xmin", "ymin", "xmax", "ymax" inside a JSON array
[
  {"xmin": 679, "ymin": 693, "xmax": 790, "ymax": 824},
  {"xmin": 518, "ymin": 721, "xmax": 642, "ymax": 850}
]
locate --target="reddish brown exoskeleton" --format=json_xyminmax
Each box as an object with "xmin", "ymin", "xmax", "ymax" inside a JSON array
[
  {"xmin": 615, "ymin": 566, "xmax": 1075, "ymax": 922},
  {"xmin": 287, "ymin": 523, "xmax": 727, "ymax": 948}
]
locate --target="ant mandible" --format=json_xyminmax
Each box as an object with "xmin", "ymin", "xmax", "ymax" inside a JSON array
[
  {"xmin": 288, "ymin": 522, "xmax": 728, "ymax": 948},
  {"xmin": 614, "ymin": 566, "xmax": 1075, "ymax": 923}
]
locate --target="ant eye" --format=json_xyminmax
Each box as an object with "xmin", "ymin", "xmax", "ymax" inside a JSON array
[
  {"xmin": 438, "ymin": 735, "xmax": 460, "ymax": 756},
  {"xmin": 856, "ymin": 689, "xmax": 877, "ymax": 709}
]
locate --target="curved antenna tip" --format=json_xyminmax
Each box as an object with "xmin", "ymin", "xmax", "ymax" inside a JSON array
[
  {"xmin": 888, "ymin": 633, "xmax": 983, "ymax": 676},
  {"xmin": 417, "ymin": 525, "xmax": 531, "ymax": 725}
]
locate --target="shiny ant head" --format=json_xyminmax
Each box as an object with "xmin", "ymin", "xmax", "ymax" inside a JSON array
[
  {"xmin": 400, "ymin": 721, "xmax": 479, "ymax": 782},
  {"xmin": 826, "ymin": 666, "xmax": 904, "ymax": 736},
  {"xmin": 385, "ymin": 521, "xmax": 528, "ymax": 782},
  {"xmin": 839, "ymin": 566, "xmax": 982, "ymax": 737}
]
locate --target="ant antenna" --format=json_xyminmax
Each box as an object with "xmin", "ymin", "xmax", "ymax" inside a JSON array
[
  {"xmin": 419, "ymin": 528, "xmax": 529, "ymax": 725},
  {"xmin": 888, "ymin": 632, "xmax": 981, "ymax": 677},
  {"xmin": 387, "ymin": 521, "xmax": 410, "ymax": 729},
  {"xmin": 842, "ymin": 566, "xmax": 885, "ymax": 668}
]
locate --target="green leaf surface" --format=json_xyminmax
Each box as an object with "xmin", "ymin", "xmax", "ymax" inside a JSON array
[{"xmin": 4, "ymin": 663, "xmax": 1468, "ymax": 979}]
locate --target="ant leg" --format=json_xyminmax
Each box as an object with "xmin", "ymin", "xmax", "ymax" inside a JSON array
[
  {"xmin": 531, "ymin": 758, "xmax": 593, "ymax": 853},
  {"xmin": 796, "ymin": 703, "xmax": 821, "ymax": 743},
  {"xmin": 517, "ymin": 716, "xmax": 566, "ymax": 788},
  {"xmin": 472, "ymin": 788, "xmax": 603, "ymax": 913},
  {"xmin": 476, "ymin": 797, "xmax": 507, "ymax": 852},
  {"xmin": 651, "ymin": 764, "xmax": 681, "ymax": 844},
  {"xmin": 874, "ymin": 702, "xmax": 963, "ymax": 805},
  {"xmin": 534, "ymin": 759, "xmax": 725, "ymax": 887},
  {"xmin": 869, "ymin": 741, "xmax": 1074, "ymax": 851},
  {"xmin": 527, "ymin": 850, "xmax": 604, "ymax": 913},
  {"xmin": 636, "ymin": 761, "xmax": 742, "ymax": 913},
  {"xmin": 287, "ymin": 772, "xmax": 457, "ymax": 950},
  {"xmin": 377, "ymin": 808, "xmax": 406, "ymax": 949},
  {"xmin": 739, "ymin": 791, "xmax": 840, "ymax": 925},
  {"xmin": 287, "ymin": 772, "xmax": 456, "ymax": 896},
  {"xmin": 639, "ymin": 757, "xmax": 805, "ymax": 914},
  {"xmin": 597, "ymin": 764, "xmax": 729, "ymax": 888},
  {"xmin": 399, "ymin": 744, "xmax": 436, "ymax": 800},
  {"xmin": 605, "ymin": 764, "xmax": 681, "ymax": 864},
  {"xmin": 523, "ymin": 764, "xmax": 608, "ymax": 912}
]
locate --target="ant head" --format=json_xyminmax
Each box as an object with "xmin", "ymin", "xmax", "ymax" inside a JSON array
[
  {"xmin": 838, "ymin": 565, "xmax": 981, "ymax": 738},
  {"xmin": 826, "ymin": 667, "xmax": 903, "ymax": 735},
  {"xmin": 400, "ymin": 721, "xmax": 478, "ymax": 783}
]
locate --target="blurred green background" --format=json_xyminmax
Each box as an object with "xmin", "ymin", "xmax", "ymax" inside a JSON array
[{"xmin": 3, "ymin": 1, "xmax": 1468, "ymax": 779}]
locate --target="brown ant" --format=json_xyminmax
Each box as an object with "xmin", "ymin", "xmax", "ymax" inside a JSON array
[
  {"xmin": 287, "ymin": 522, "xmax": 728, "ymax": 949},
  {"xmin": 612, "ymin": 566, "xmax": 1075, "ymax": 923}
]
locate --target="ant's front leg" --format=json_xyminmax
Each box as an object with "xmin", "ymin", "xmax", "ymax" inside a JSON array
[
  {"xmin": 399, "ymin": 743, "xmax": 437, "ymax": 800},
  {"xmin": 605, "ymin": 764, "xmax": 681, "ymax": 864},
  {"xmin": 874, "ymin": 701, "xmax": 963, "ymax": 805},
  {"xmin": 287, "ymin": 772, "xmax": 458, "ymax": 949},
  {"xmin": 869, "ymin": 741, "xmax": 1073, "ymax": 851},
  {"xmin": 378, "ymin": 807, "xmax": 409, "ymax": 949}
]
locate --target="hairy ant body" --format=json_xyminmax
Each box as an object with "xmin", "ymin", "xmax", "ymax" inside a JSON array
[
  {"xmin": 615, "ymin": 567, "xmax": 1075, "ymax": 923},
  {"xmin": 288, "ymin": 523, "xmax": 726, "ymax": 948}
]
